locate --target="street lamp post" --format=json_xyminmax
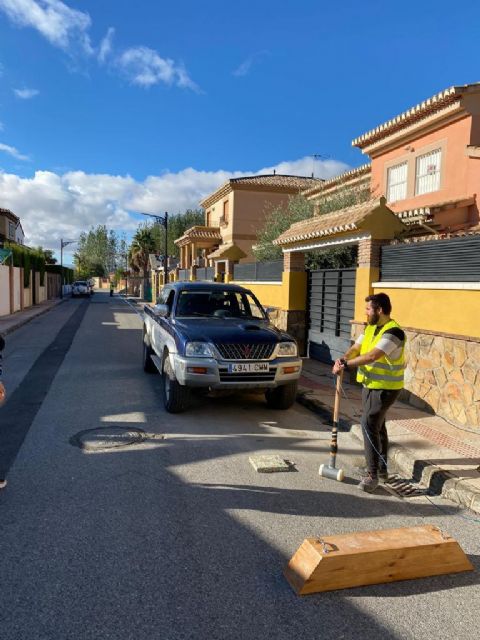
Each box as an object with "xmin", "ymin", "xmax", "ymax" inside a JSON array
[{"xmin": 60, "ymin": 239, "xmax": 76, "ymax": 299}]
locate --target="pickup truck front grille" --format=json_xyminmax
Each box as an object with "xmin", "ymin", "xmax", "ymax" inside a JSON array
[{"xmin": 215, "ymin": 343, "xmax": 275, "ymax": 360}]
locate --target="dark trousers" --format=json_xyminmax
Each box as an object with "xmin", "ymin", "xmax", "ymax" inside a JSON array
[{"xmin": 361, "ymin": 387, "xmax": 400, "ymax": 475}]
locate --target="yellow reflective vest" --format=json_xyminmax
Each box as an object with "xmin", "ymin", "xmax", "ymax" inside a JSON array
[{"xmin": 356, "ymin": 319, "xmax": 405, "ymax": 390}]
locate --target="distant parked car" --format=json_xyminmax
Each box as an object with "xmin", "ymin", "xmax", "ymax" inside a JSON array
[
  {"xmin": 142, "ymin": 282, "xmax": 302, "ymax": 413},
  {"xmin": 72, "ymin": 281, "xmax": 91, "ymax": 297}
]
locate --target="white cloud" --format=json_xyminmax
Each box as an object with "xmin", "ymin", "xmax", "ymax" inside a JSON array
[
  {"xmin": 233, "ymin": 50, "xmax": 269, "ymax": 77},
  {"xmin": 0, "ymin": 2, "xmax": 198, "ymax": 91},
  {"xmin": 259, "ymin": 157, "xmax": 348, "ymax": 180},
  {"xmin": 98, "ymin": 26, "xmax": 114, "ymax": 64},
  {"xmin": 14, "ymin": 87, "xmax": 40, "ymax": 99},
  {"xmin": 0, "ymin": 0, "xmax": 93, "ymax": 54},
  {"xmin": 117, "ymin": 46, "xmax": 200, "ymax": 91},
  {"xmin": 0, "ymin": 142, "xmax": 30, "ymax": 161},
  {"xmin": 0, "ymin": 156, "xmax": 349, "ymax": 252}
]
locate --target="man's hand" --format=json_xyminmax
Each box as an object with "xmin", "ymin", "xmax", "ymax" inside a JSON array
[
  {"xmin": 0, "ymin": 382, "xmax": 5, "ymax": 405},
  {"xmin": 332, "ymin": 359, "xmax": 345, "ymax": 375}
]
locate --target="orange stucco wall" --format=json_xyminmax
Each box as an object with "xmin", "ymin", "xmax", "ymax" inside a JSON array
[
  {"xmin": 370, "ymin": 115, "xmax": 480, "ymax": 225},
  {"xmin": 231, "ymin": 190, "xmax": 294, "ymax": 262},
  {"xmin": 206, "ymin": 189, "xmax": 295, "ymax": 263}
]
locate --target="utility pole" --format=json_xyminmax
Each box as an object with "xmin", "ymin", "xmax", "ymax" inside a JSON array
[{"xmin": 60, "ymin": 239, "xmax": 76, "ymax": 299}]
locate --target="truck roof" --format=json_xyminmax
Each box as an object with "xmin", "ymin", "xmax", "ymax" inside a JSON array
[{"xmin": 168, "ymin": 281, "xmax": 251, "ymax": 293}]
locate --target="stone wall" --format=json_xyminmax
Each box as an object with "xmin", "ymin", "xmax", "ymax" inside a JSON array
[
  {"xmin": 269, "ymin": 308, "xmax": 307, "ymax": 356},
  {"xmin": 404, "ymin": 330, "xmax": 480, "ymax": 429},
  {"xmin": 351, "ymin": 321, "xmax": 480, "ymax": 430}
]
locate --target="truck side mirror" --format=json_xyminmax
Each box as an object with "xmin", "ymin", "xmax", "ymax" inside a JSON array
[{"xmin": 153, "ymin": 303, "xmax": 169, "ymax": 317}]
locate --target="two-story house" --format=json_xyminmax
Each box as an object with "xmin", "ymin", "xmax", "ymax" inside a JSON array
[
  {"xmin": 275, "ymin": 82, "xmax": 480, "ymax": 427},
  {"xmin": 0, "ymin": 208, "xmax": 25, "ymax": 245},
  {"xmin": 352, "ymin": 82, "xmax": 480, "ymax": 234},
  {"xmin": 175, "ymin": 174, "xmax": 320, "ymax": 279}
]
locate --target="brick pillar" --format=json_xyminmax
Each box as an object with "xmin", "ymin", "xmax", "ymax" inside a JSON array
[
  {"xmin": 354, "ymin": 238, "xmax": 387, "ymax": 320},
  {"xmin": 283, "ymin": 250, "xmax": 305, "ymax": 272}
]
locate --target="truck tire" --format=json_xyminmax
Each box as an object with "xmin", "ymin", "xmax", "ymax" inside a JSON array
[
  {"xmin": 143, "ymin": 338, "xmax": 157, "ymax": 374},
  {"xmin": 265, "ymin": 381, "xmax": 298, "ymax": 410},
  {"xmin": 162, "ymin": 355, "xmax": 190, "ymax": 413}
]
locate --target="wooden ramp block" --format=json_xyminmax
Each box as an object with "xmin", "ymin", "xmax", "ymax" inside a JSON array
[{"xmin": 284, "ymin": 524, "xmax": 473, "ymax": 595}]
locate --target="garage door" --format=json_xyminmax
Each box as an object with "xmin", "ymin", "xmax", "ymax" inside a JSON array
[{"xmin": 308, "ymin": 268, "xmax": 356, "ymax": 363}]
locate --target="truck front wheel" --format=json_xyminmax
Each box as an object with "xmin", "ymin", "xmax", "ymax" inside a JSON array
[
  {"xmin": 265, "ymin": 381, "xmax": 298, "ymax": 410},
  {"xmin": 162, "ymin": 355, "xmax": 190, "ymax": 413}
]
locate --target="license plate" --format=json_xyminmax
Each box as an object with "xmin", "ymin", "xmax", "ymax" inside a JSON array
[{"xmin": 228, "ymin": 362, "xmax": 269, "ymax": 373}]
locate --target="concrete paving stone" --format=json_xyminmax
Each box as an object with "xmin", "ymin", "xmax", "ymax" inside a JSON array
[{"xmin": 249, "ymin": 454, "xmax": 293, "ymax": 473}]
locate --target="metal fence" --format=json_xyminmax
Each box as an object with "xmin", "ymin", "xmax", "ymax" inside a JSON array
[
  {"xmin": 381, "ymin": 236, "xmax": 480, "ymax": 282},
  {"xmin": 233, "ymin": 260, "xmax": 283, "ymax": 282},
  {"xmin": 196, "ymin": 267, "xmax": 215, "ymax": 281},
  {"xmin": 177, "ymin": 269, "xmax": 190, "ymax": 281}
]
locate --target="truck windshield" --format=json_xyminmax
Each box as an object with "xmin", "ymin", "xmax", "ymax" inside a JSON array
[{"xmin": 175, "ymin": 290, "xmax": 266, "ymax": 319}]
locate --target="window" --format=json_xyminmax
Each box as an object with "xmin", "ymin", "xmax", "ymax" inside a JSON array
[
  {"xmin": 206, "ymin": 210, "xmax": 211, "ymax": 226},
  {"xmin": 415, "ymin": 148, "xmax": 441, "ymax": 195},
  {"xmin": 387, "ymin": 162, "xmax": 408, "ymax": 202},
  {"xmin": 222, "ymin": 200, "xmax": 229, "ymax": 224},
  {"xmin": 8, "ymin": 221, "xmax": 15, "ymax": 239}
]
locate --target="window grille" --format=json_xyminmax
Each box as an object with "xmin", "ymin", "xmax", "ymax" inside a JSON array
[
  {"xmin": 415, "ymin": 149, "xmax": 441, "ymax": 195},
  {"xmin": 387, "ymin": 162, "xmax": 408, "ymax": 202}
]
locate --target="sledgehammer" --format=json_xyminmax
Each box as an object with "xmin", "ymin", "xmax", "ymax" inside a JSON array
[{"xmin": 319, "ymin": 370, "xmax": 345, "ymax": 482}]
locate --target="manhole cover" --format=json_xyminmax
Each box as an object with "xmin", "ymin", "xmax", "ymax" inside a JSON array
[
  {"xmin": 383, "ymin": 474, "xmax": 428, "ymax": 499},
  {"xmin": 70, "ymin": 426, "xmax": 147, "ymax": 452}
]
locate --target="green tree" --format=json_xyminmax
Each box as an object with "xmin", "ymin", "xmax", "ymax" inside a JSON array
[
  {"xmin": 253, "ymin": 186, "xmax": 371, "ymax": 269},
  {"xmin": 74, "ymin": 225, "xmax": 119, "ymax": 278}
]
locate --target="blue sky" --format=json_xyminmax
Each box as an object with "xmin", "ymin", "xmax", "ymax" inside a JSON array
[{"xmin": 0, "ymin": 0, "xmax": 479, "ymax": 258}]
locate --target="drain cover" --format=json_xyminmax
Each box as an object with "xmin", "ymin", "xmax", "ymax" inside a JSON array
[
  {"xmin": 383, "ymin": 474, "xmax": 428, "ymax": 498},
  {"xmin": 70, "ymin": 426, "xmax": 146, "ymax": 452}
]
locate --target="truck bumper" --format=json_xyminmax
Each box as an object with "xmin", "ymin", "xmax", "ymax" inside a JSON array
[{"xmin": 172, "ymin": 354, "xmax": 302, "ymax": 390}]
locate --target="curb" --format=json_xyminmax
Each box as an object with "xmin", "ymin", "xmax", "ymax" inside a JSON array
[
  {"xmin": 296, "ymin": 390, "xmax": 351, "ymax": 431},
  {"xmin": 296, "ymin": 389, "xmax": 480, "ymax": 515},
  {"xmin": 350, "ymin": 423, "xmax": 480, "ymax": 515}
]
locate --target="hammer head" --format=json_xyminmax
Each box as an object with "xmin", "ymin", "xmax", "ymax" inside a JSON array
[{"xmin": 319, "ymin": 464, "xmax": 345, "ymax": 482}]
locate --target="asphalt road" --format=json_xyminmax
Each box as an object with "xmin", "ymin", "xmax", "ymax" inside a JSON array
[{"xmin": 0, "ymin": 291, "xmax": 478, "ymax": 640}]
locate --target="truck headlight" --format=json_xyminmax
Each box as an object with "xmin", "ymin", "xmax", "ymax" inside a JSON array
[
  {"xmin": 185, "ymin": 342, "xmax": 215, "ymax": 357},
  {"xmin": 277, "ymin": 341, "xmax": 297, "ymax": 357}
]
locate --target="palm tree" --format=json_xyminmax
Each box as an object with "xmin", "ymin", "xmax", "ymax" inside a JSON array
[{"xmin": 129, "ymin": 225, "xmax": 157, "ymax": 297}]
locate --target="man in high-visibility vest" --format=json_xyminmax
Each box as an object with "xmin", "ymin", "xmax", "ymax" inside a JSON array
[{"xmin": 333, "ymin": 293, "xmax": 405, "ymax": 493}]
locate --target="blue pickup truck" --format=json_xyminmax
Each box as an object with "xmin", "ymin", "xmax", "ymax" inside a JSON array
[{"xmin": 142, "ymin": 281, "xmax": 302, "ymax": 413}]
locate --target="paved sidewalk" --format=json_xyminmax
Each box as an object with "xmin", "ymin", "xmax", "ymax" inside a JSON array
[
  {"xmin": 298, "ymin": 358, "xmax": 480, "ymax": 514},
  {"xmin": 0, "ymin": 298, "xmax": 66, "ymax": 336}
]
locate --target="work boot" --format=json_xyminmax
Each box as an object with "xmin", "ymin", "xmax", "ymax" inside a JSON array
[{"xmin": 358, "ymin": 473, "xmax": 379, "ymax": 493}]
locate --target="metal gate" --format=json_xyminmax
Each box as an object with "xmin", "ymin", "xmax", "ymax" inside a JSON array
[{"xmin": 308, "ymin": 268, "xmax": 356, "ymax": 363}]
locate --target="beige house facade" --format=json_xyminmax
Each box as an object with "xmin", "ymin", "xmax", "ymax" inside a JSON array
[{"xmin": 175, "ymin": 174, "xmax": 319, "ymax": 279}]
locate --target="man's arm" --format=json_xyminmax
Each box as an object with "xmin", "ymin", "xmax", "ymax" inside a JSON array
[{"xmin": 332, "ymin": 341, "xmax": 386, "ymax": 375}]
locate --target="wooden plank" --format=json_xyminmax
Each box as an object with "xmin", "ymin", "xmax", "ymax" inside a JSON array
[{"xmin": 284, "ymin": 524, "xmax": 473, "ymax": 595}]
